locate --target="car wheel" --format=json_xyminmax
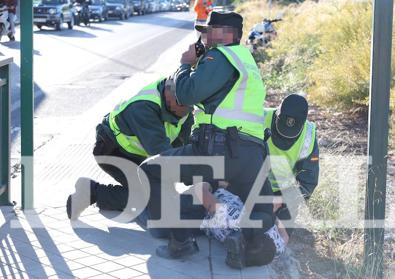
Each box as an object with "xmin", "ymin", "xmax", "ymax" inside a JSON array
[
  {"xmin": 36, "ymin": 24, "xmax": 43, "ymax": 30},
  {"xmin": 55, "ymin": 16, "xmax": 63, "ymax": 31},
  {"xmin": 67, "ymin": 16, "xmax": 74, "ymax": 29}
]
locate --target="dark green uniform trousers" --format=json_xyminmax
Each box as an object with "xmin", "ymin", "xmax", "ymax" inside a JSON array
[{"xmin": 139, "ymin": 128, "xmax": 275, "ymax": 242}]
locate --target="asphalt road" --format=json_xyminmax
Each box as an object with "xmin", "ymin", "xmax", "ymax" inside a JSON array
[{"xmin": 0, "ymin": 11, "xmax": 195, "ymax": 157}]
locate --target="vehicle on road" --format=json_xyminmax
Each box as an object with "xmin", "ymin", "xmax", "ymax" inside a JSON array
[
  {"xmin": 170, "ymin": 0, "xmax": 188, "ymax": 11},
  {"xmin": 33, "ymin": 0, "xmax": 75, "ymax": 31},
  {"xmin": 89, "ymin": 0, "xmax": 108, "ymax": 22},
  {"xmin": 159, "ymin": 0, "xmax": 170, "ymax": 12},
  {"xmin": 107, "ymin": 0, "xmax": 129, "ymax": 20},
  {"xmin": 0, "ymin": 5, "xmax": 10, "ymax": 41},
  {"xmin": 73, "ymin": 1, "xmax": 82, "ymax": 25},
  {"xmin": 129, "ymin": 0, "xmax": 145, "ymax": 15},
  {"xmin": 146, "ymin": 0, "xmax": 160, "ymax": 13},
  {"xmin": 126, "ymin": 0, "xmax": 134, "ymax": 17},
  {"xmin": 80, "ymin": 1, "xmax": 91, "ymax": 25}
]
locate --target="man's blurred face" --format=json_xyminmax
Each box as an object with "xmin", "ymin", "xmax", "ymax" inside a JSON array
[
  {"xmin": 164, "ymin": 86, "xmax": 191, "ymax": 118},
  {"xmin": 201, "ymin": 26, "xmax": 238, "ymax": 48}
]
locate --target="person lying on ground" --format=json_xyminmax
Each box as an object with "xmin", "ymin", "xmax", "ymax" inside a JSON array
[{"xmin": 193, "ymin": 182, "xmax": 289, "ymax": 267}]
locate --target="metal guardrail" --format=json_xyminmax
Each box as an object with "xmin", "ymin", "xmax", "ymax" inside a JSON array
[{"xmin": 0, "ymin": 56, "xmax": 13, "ymax": 206}]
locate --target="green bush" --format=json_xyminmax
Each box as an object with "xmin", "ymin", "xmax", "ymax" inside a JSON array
[{"xmin": 238, "ymin": 0, "xmax": 395, "ymax": 110}]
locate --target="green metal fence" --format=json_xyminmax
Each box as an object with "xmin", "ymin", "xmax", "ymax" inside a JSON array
[{"xmin": 0, "ymin": 56, "xmax": 14, "ymax": 206}]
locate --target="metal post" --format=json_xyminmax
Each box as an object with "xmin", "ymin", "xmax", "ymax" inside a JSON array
[
  {"xmin": 20, "ymin": 0, "xmax": 34, "ymax": 210},
  {"xmin": 0, "ymin": 57, "xmax": 13, "ymax": 206},
  {"xmin": 364, "ymin": 0, "xmax": 393, "ymax": 278}
]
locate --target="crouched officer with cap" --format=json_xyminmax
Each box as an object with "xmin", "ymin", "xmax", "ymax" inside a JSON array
[
  {"xmin": 265, "ymin": 94, "xmax": 319, "ymax": 235},
  {"xmin": 66, "ymin": 78, "xmax": 193, "ymax": 237},
  {"xmin": 139, "ymin": 11, "xmax": 275, "ymax": 268}
]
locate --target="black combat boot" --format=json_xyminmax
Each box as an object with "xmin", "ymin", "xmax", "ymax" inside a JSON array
[
  {"xmin": 66, "ymin": 177, "xmax": 98, "ymax": 220},
  {"xmin": 224, "ymin": 231, "xmax": 246, "ymax": 269},
  {"xmin": 156, "ymin": 234, "xmax": 199, "ymax": 259}
]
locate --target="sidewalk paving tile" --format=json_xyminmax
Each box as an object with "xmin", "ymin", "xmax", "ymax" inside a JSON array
[
  {"xmin": 132, "ymin": 263, "xmax": 199, "ymax": 279},
  {"xmin": 61, "ymin": 250, "xmax": 92, "ymax": 261},
  {"xmin": 74, "ymin": 255, "xmax": 108, "ymax": 266},
  {"xmin": 0, "ymin": 264, "xmax": 30, "ymax": 279},
  {"xmin": 90, "ymin": 261, "xmax": 125, "ymax": 273},
  {"xmin": 38, "ymin": 257, "xmax": 85, "ymax": 272},
  {"xmin": 24, "ymin": 265, "xmax": 60, "ymax": 278},
  {"xmin": 86, "ymin": 274, "xmax": 118, "ymax": 279},
  {"xmin": 108, "ymin": 267, "xmax": 144, "ymax": 279},
  {"xmin": 48, "ymin": 273, "xmax": 76, "ymax": 279},
  {"xmin": 81, "ymin": 245, "xmax": 106, "ymax": 255},
  {"xmin": 69, "ymin": 266, "xmax": 103, "ymax": 278},
  {"xmin": 111, "ymin": 255, "xmax": 145, "ymax": 267}
]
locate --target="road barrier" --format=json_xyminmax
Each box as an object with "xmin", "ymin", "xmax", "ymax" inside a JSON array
[{"xmin": 0, "ymin": 56, "xmax": 13, "ymax": 205}]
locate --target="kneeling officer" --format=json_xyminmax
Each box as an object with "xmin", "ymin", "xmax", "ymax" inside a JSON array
[{"xmin": 66, "ymin": 78, "xmax": 193, "ymax": 231}]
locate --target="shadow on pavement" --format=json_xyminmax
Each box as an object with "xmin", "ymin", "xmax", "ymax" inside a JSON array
[
  {"xmin": 85, "ymin": 25, "xmax": 113, "ymax": 32},
  {"xmin": 123, "ymin": 13, "xmax": 194, "ymax": 30},
  {"xmin": 9, "ymin": 62, "xmax": 47, "ymax": 143},
  {"xmin": 1, "ymin": 41, "xmax": 42, "ymax": 56},
  {"xmin": 0, "ymin": 207, "xmax": 75, "ymax": 278},
  {"xmin": 34, "ymin": 28, "xmax": 97, "ymax": 38},
  {"xmin": 71, "ymin": 219, "xmax": 161, "ymax": 257},
  {"xmin": 100, "ymin": 18, "xmax": 123, "ymax": 25}
]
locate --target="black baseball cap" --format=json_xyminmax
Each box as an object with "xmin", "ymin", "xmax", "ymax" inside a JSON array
[
  {"xmin": 275, "ymin": 94, "xmax": 308, "ymax": 139},
  {"xmin": 195, "ymin": 11, "xmax": 243, "ymax": 32}
]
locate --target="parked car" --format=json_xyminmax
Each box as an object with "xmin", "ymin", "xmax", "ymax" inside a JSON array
[
  {"xmin": 126, "ymin": 0, "xmax": 134, "ymax": 16},
  {"xmin": 170, "ymin": 0, "xmax": 188, "ymax": 11},
  {"xmin": 159, "ymin": 0, "xmax": 170, "ymax": 12},
  {"xmin": 33, "ymin": 0, "xmax": 75, "ymax": 31},
  {"xmin": 146, "ymin": 0, "xmax": 160, "ymax": 13},
  {"xmin": 89, "ymin": 0, "xmax": 108, "ymax": 22},
  {"xmin": 106, "ymin": 0, "xmax": 129, "ymax": 19},
  {"xmin": 129, "ymin": 0, "xmax": 145, "ymax": 15},
  {"xmin": 142, "ymin": 0, "xmax": 151, "ymax": 13}
]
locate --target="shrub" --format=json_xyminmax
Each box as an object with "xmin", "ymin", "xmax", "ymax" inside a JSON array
[{"xmin": 237, "ymin": 0, "xmax": 395, "ymax": 110}]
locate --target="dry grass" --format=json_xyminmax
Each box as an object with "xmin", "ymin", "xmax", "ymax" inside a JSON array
[
  {"xmin": 236, "ymin": 1, "xmax": 395, "ymax": 277},
  {"xmin": 237, "ymin": 0, "xmax": 395, "ymax": 111}
]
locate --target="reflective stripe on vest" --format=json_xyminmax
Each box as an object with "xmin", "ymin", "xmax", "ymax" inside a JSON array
[
  {"xmin": 109, "ymin": 80, "xmax": 186, "ymax": 157},
  {"xmin": 193, "ymin": 45, "xmax": 266, "ymax": 139},
  {"xmin": 263, "ymin": 108, "xmax": 316, "ymax": 192}
]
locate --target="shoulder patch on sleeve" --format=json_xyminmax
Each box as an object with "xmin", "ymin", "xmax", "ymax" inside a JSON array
[
  {"xmin": 310, "ymin": 156, "xmax": 319, "ymax": 162},
  {"xmin": 203, "ymin": 56, "xmax": 214, "ymax": 61}
]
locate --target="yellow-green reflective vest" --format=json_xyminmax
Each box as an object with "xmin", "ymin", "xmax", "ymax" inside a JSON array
[
  {"xmin": 264, "ymin": 108, "xmax": 316, "ymax": 192},
  {"xmin": 108, "ymin": 80, "xmax": 187, "ymax": 157},
  {"xmin": 193, "ymin": 45, "xmax": 266, "ymax": 140}
]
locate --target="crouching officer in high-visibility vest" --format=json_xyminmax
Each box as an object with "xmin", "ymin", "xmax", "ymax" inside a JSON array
[
  {"xmin": 264, "ymin": 94, "xmax": 319, "ymax": 235},
  {"xmin": 66, "ymin": 78, "xmax": 193, "ymax": 235},
  {"xmin": 139, "ymin": 11, "xmax": 275, "ymax": 268}
]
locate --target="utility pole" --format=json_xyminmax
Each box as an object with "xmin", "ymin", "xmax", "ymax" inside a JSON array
[
  {"xmin": 364, "ymin": 0, "xmax": 393, "ymax": 278},
  {"xmin": 20, "ymin": 0, "xmax": 34, "ymax": 210}
]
